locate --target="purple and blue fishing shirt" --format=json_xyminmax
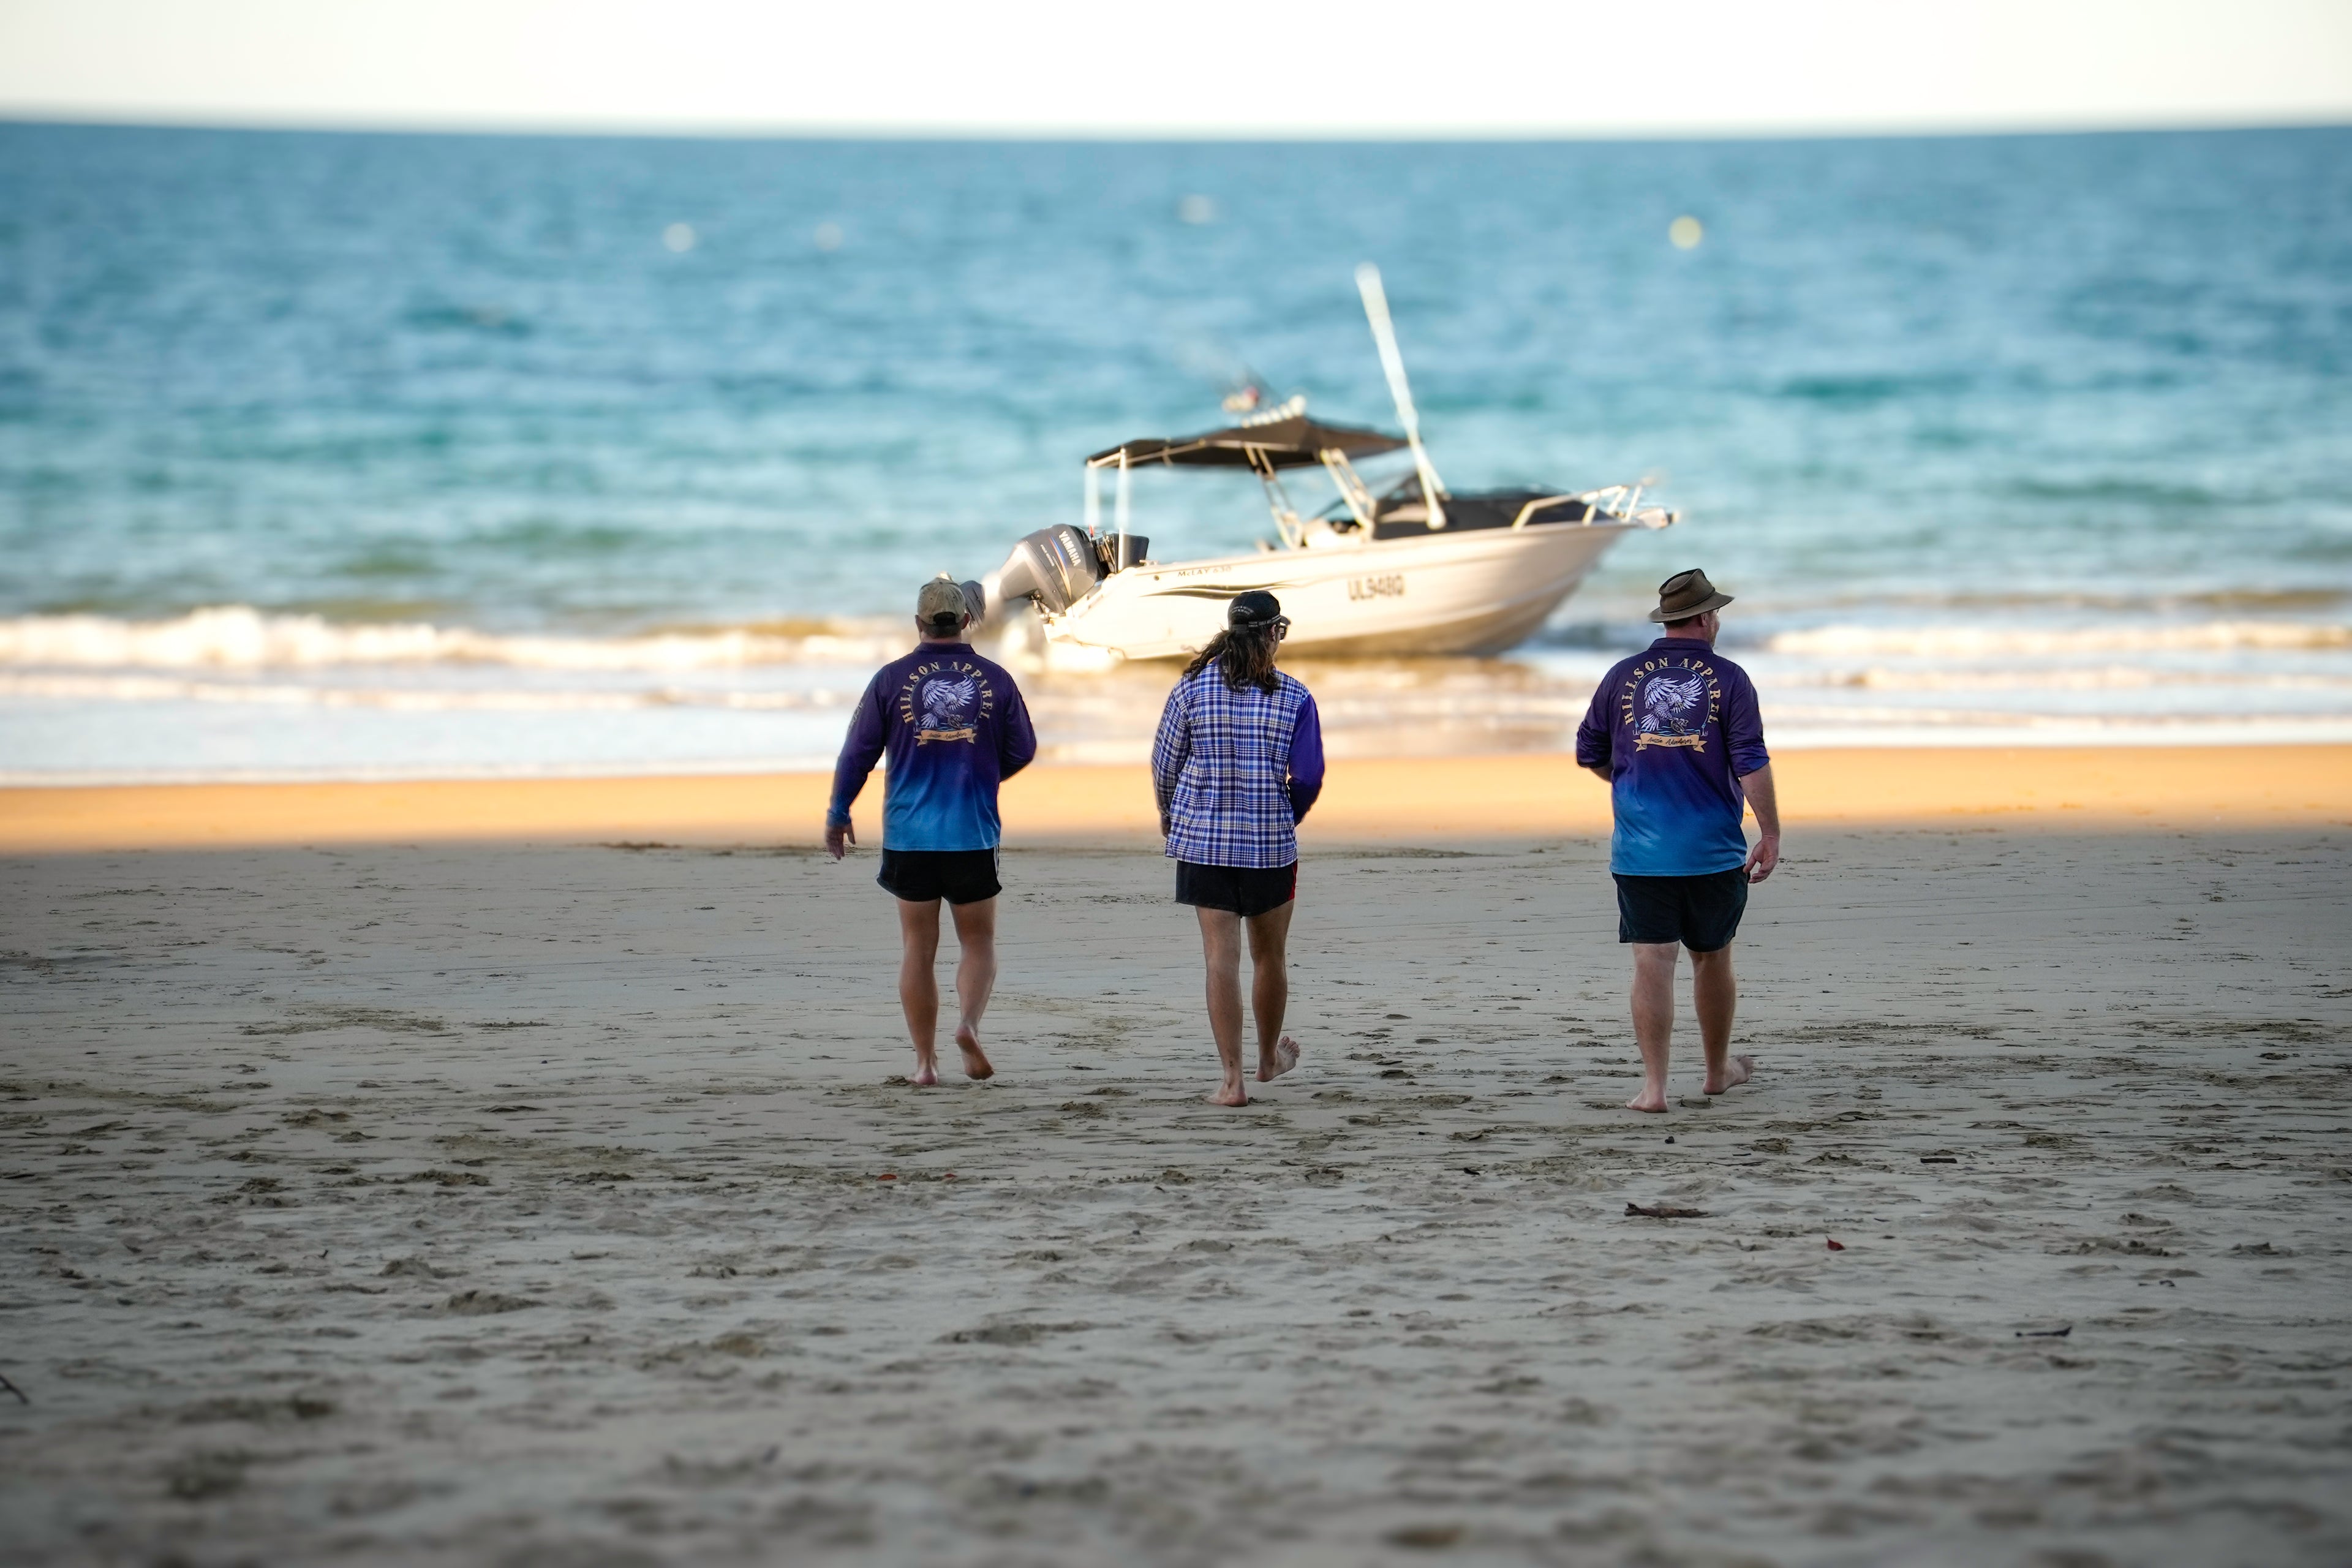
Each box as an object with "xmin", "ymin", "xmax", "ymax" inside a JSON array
[
  {"xmin": 1575, "ymin": 635, "xmax": 1770, "ymax": 877},
  {"xmin": 828, "ymin": 641, "xmax": 1037, "ymax": 851}
]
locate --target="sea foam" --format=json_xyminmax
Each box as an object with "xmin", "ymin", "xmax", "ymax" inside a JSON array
[
  {"xmin": 0, "ymin": 607, "xmax": 903, "ymax": 671},
  {"xmin": 1766, "ymin": 622, "xmax": 2352, "ymax": 657}
]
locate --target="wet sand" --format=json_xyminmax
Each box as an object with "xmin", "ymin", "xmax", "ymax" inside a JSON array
[
  {"xmin": 4, "ymin": 809, "xmax": 2350, "ymax": 1564},
  {"xmin": 4, "ymin": 743, "xmax": 2348, "ymax": 853}
]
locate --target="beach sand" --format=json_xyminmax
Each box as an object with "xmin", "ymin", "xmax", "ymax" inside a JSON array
[
  {"xmin": 2, "ymin": 744, "xmax": 2349, "ymax": 854},
  {"xmin": 3, "ymin": 750, "xmax": 2351, "ymax": 1565}
]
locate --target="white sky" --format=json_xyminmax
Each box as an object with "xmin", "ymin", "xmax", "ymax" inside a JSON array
[{"xmin": 1, "ymin": 0, "xmax": 2347, "ymax": 137}]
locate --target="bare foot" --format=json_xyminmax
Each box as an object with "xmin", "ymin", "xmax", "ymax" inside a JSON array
[
  {"xmin": 1257, "ymin": 1035, "xmax": 1300, "ymax": 1082},
  {"xmin": 1208, "ymin": 1082, "xmax": 1249, "ymax": 1107},
  {"xmin": 910, "ymin": 1059, "xmax": 940, "ymax": 1088},
  {"xmin": 954, "ymin": 1022, "xmax": 995, "ymax": 1081},
  {"xmin": 1702, "ymin": 1055, "xmax": 1756, "ymax": 1095},
  {"xmin": 1624, "ymin": 1087, "xmax": 1670, "ymax": 1114}
]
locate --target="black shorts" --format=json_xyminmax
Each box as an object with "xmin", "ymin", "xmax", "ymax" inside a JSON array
[
  {"xmin": 1615, "ymin": 867, "xmax": 1749, "ymax": 951},
  {"xmin": 877, "ymin": 848, "xmax": 1001, "ymax": 905},
  {"xmin": 1175, "ymin": 860, "xmax": 1297, "ymax": 918}
]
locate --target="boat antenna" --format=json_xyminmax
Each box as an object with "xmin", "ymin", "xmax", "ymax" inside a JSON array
[{"xmin": 1354, "ymin": 262, "xmax": 1447, "ymax": 531}]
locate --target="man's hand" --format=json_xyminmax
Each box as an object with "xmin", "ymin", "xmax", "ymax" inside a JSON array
[
  {"xmin": 1737, "ymin": 764, "xmax": 1780, "ymax": 883},
  {"xmin": 1582, "ymin": 763, "xmax": 1611, "ymax": 785},
  {"xmin": 1158, "ymin": 813, "xmax": 1172, "ymax": 840},
  {"xmin": 825, "ymin": 818, "xmax": 855, "ymax": 861}
]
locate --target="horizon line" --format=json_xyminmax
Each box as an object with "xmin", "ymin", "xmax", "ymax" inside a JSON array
[{"xmin": 4, "ymin": 107, "xmax": 2348, "ymax": 145}]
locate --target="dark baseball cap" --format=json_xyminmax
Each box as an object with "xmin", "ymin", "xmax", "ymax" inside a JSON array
[{"xmin": 1227, "ymin": 590, "xmax": 1283, "ymax": 629}]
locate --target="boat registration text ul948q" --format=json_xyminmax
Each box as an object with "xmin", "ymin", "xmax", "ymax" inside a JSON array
[{"xmin": 1346, "ymin": 574, "xmax": 1406, "ymax": 601}]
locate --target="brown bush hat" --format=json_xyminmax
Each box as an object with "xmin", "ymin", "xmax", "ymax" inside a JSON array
[{"xmin": 1649, "ymin": 568, "xmax": 1735, "ymax": 624}]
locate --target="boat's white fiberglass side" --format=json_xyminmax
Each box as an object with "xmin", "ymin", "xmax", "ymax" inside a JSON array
[{"xmin": 1041, "ymin": 517, "xmax": 1644, "ymax": 663}]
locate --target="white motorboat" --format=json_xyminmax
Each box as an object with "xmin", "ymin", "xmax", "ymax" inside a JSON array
[{"xmin": 970, "ymin": 265, "xmax": 1674, "ymax": 663}]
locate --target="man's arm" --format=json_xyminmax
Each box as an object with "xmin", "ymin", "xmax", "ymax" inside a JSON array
[
  {"xmin": 824, "ymin": 680, "xmax": 887, "ymax": 861},
  {"xmin": 1724, "ymin": 667, "xmax": 1776, "ymax": 882},
  {"xmin": 1148, "ymin": 684, "xmax": 1189, "ymax": 839},
  {"xmin": 1287, "ymin": 694, "xmax": 1325, "ymax": 824},
  {"xmin": 1738, "ymin": 762, "xmax": 1780, "ymax": 883},
  {"xmin": 1574, "ymin": 677, "xmax": 1614, "ymax": 785},
  {"xmin": 998, "ymin": 682, "xmax": 1038, "ymax": 782}
]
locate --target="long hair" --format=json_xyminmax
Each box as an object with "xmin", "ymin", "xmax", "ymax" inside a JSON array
[{"xmin": 1183, "ymin": 624, "xmax": 1281, "ymax": 693}]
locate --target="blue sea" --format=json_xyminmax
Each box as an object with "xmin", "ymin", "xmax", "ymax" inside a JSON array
[{"xmin": 2, "ymin": 124, "xmax": 2348, "ymax": 781}]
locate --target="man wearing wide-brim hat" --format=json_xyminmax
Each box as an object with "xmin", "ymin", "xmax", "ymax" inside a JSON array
[{"xmin": 1574, "ymin": 568, "xmax": 1780, "ymax": 1113}]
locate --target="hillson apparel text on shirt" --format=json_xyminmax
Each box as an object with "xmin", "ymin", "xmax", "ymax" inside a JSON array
[
  {"xmin": 829, "ymin": 644, "xmax": 1038, "ymax": 852},
  {"xmin": 1575, "ymin": 636, "xmax": 1770, "ymax": 877}
]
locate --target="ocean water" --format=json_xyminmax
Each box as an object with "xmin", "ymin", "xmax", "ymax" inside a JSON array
[{"xmin": 2, "ymin": 124, "xmax": 2348, "ymax": 781}]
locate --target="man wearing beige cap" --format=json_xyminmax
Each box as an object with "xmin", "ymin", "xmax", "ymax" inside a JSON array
[
  {"xmin": 827, "ymin": 576, "xmax": 1037, "ymax": 1085},
  {"xmin": 1575, "ymin": 568, "xmax": 1780, "ymax": 1112}
]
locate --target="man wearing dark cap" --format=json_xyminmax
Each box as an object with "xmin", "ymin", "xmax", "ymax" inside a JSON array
[
  {"xmin": 1152, "ymin": 590, "xmax": 1325, "ymax": 1106},
  {"xmin": 1575, "ymin": 569, "xmax": 1779, "ymax": 1113},
  {"xmin": 827, "ymin": 575, "xmax": 1038, "ymax": 1086}
]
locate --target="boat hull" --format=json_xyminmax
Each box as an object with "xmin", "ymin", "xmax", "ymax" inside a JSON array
[{"xmin": 1041, "ymin": 521, "xmax": 1639, "ymax": 660}]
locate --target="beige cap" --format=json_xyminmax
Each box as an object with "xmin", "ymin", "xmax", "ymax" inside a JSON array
[{"xmin": 916, "ymin": 574, "xmax": 970, "ymax": 632}]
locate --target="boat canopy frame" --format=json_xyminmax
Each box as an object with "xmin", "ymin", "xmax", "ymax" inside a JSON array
[{"xmin": 1083, "ymin": 396, "xmax": 1412, "ymax": 549}]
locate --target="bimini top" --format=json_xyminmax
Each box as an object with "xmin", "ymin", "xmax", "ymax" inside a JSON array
[{"xmin": 1087, "ymin": 404, "xmax": 1406, "ymax": 472}]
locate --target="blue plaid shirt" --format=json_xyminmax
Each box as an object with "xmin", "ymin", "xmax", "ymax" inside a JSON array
[{"xmin": 1151, "ymin": 668, "xmax": 1325, "ymax": 869}]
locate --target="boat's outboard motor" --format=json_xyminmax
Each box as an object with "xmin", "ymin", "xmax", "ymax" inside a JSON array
[{"xmin": 973, "ymin": 525, "xmax": 1105, "ymax": 622}]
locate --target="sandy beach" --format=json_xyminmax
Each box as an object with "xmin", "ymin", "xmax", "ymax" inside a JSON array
[
  {"xmin": 4, "ymin": 744, "xmax": 2348, "ymax": 853},
  {"xmin": 4, "ymin": 748, "xmax": 2351, "ymax": 1565}
]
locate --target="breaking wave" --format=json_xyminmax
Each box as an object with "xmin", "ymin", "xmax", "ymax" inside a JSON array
[
  {"xmin": 0, "ymin": 607, "xmax": 905, "ymax": 671},
  {"xmin": 1778, "ymin": 666, "xmax": 2352, "ymax": 692},
  {"xmin": 1765, "ymin": 621, "xmax": 2352, "ymax": 657},
  {"xmin": 0, "ymin": 673, "xmax": 855, "ymax": 712}
]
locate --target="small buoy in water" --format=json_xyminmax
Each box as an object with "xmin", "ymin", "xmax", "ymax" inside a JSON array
[{"xmin": 1669, "ymin": 215, "xmax": 1703, "ymax": 249}]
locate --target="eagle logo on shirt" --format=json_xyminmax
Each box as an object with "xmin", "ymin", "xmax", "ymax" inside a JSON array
[
  {"xmin": 1618, "ymin": 658, "xmax": 1721, "ymax": 752},
  {"xmin": 898, "ymin": 660, "xmax": 992, "ymax": 745},
  {"xmin": 884, "ymin": 658, "xmax": 987, "ymax": 742},
  {"xmin": 918, "ymin": 676, "xmax": 979, "ymax": 741},
  {"xmin": 1639, "ymin": 674, "xmax": 1707, "ymax": 735}
]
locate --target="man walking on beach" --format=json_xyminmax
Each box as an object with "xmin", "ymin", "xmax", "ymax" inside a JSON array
[
  {"xmin": 1576, "ymin": 569, "xmax": 1779, "ymax": 1113},
  {"xmin": 1152, "ymin": 590, "xmax": 1324, "ymax": 1107},
  {"xmin": 827, "ymin": 576, "xmax": 1037, "ymax": 1085}
]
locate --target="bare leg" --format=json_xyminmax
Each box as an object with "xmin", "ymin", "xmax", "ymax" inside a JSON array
[
  {"xmin": 1691, "ymin": 944, "xmax": 1752, "ymax": 1094},
  {"xmin": 1197, "ymin": 907, "xmax": 1248, "ymax": 1106},
  {"xmin": 896, "ymin": 898, "xmax": 944, "ymax": 1085},
  {"xmin": 1246, "ymin": 902, "xmax": 1299, "ymax": 1081},
  {"xmin": 948, "ymin": 897, "xmax": 997, "ymax": 1080},
  {"xmin": 1627, "ymin": 941, "xmax": 1679, "ymax": 1112}
]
